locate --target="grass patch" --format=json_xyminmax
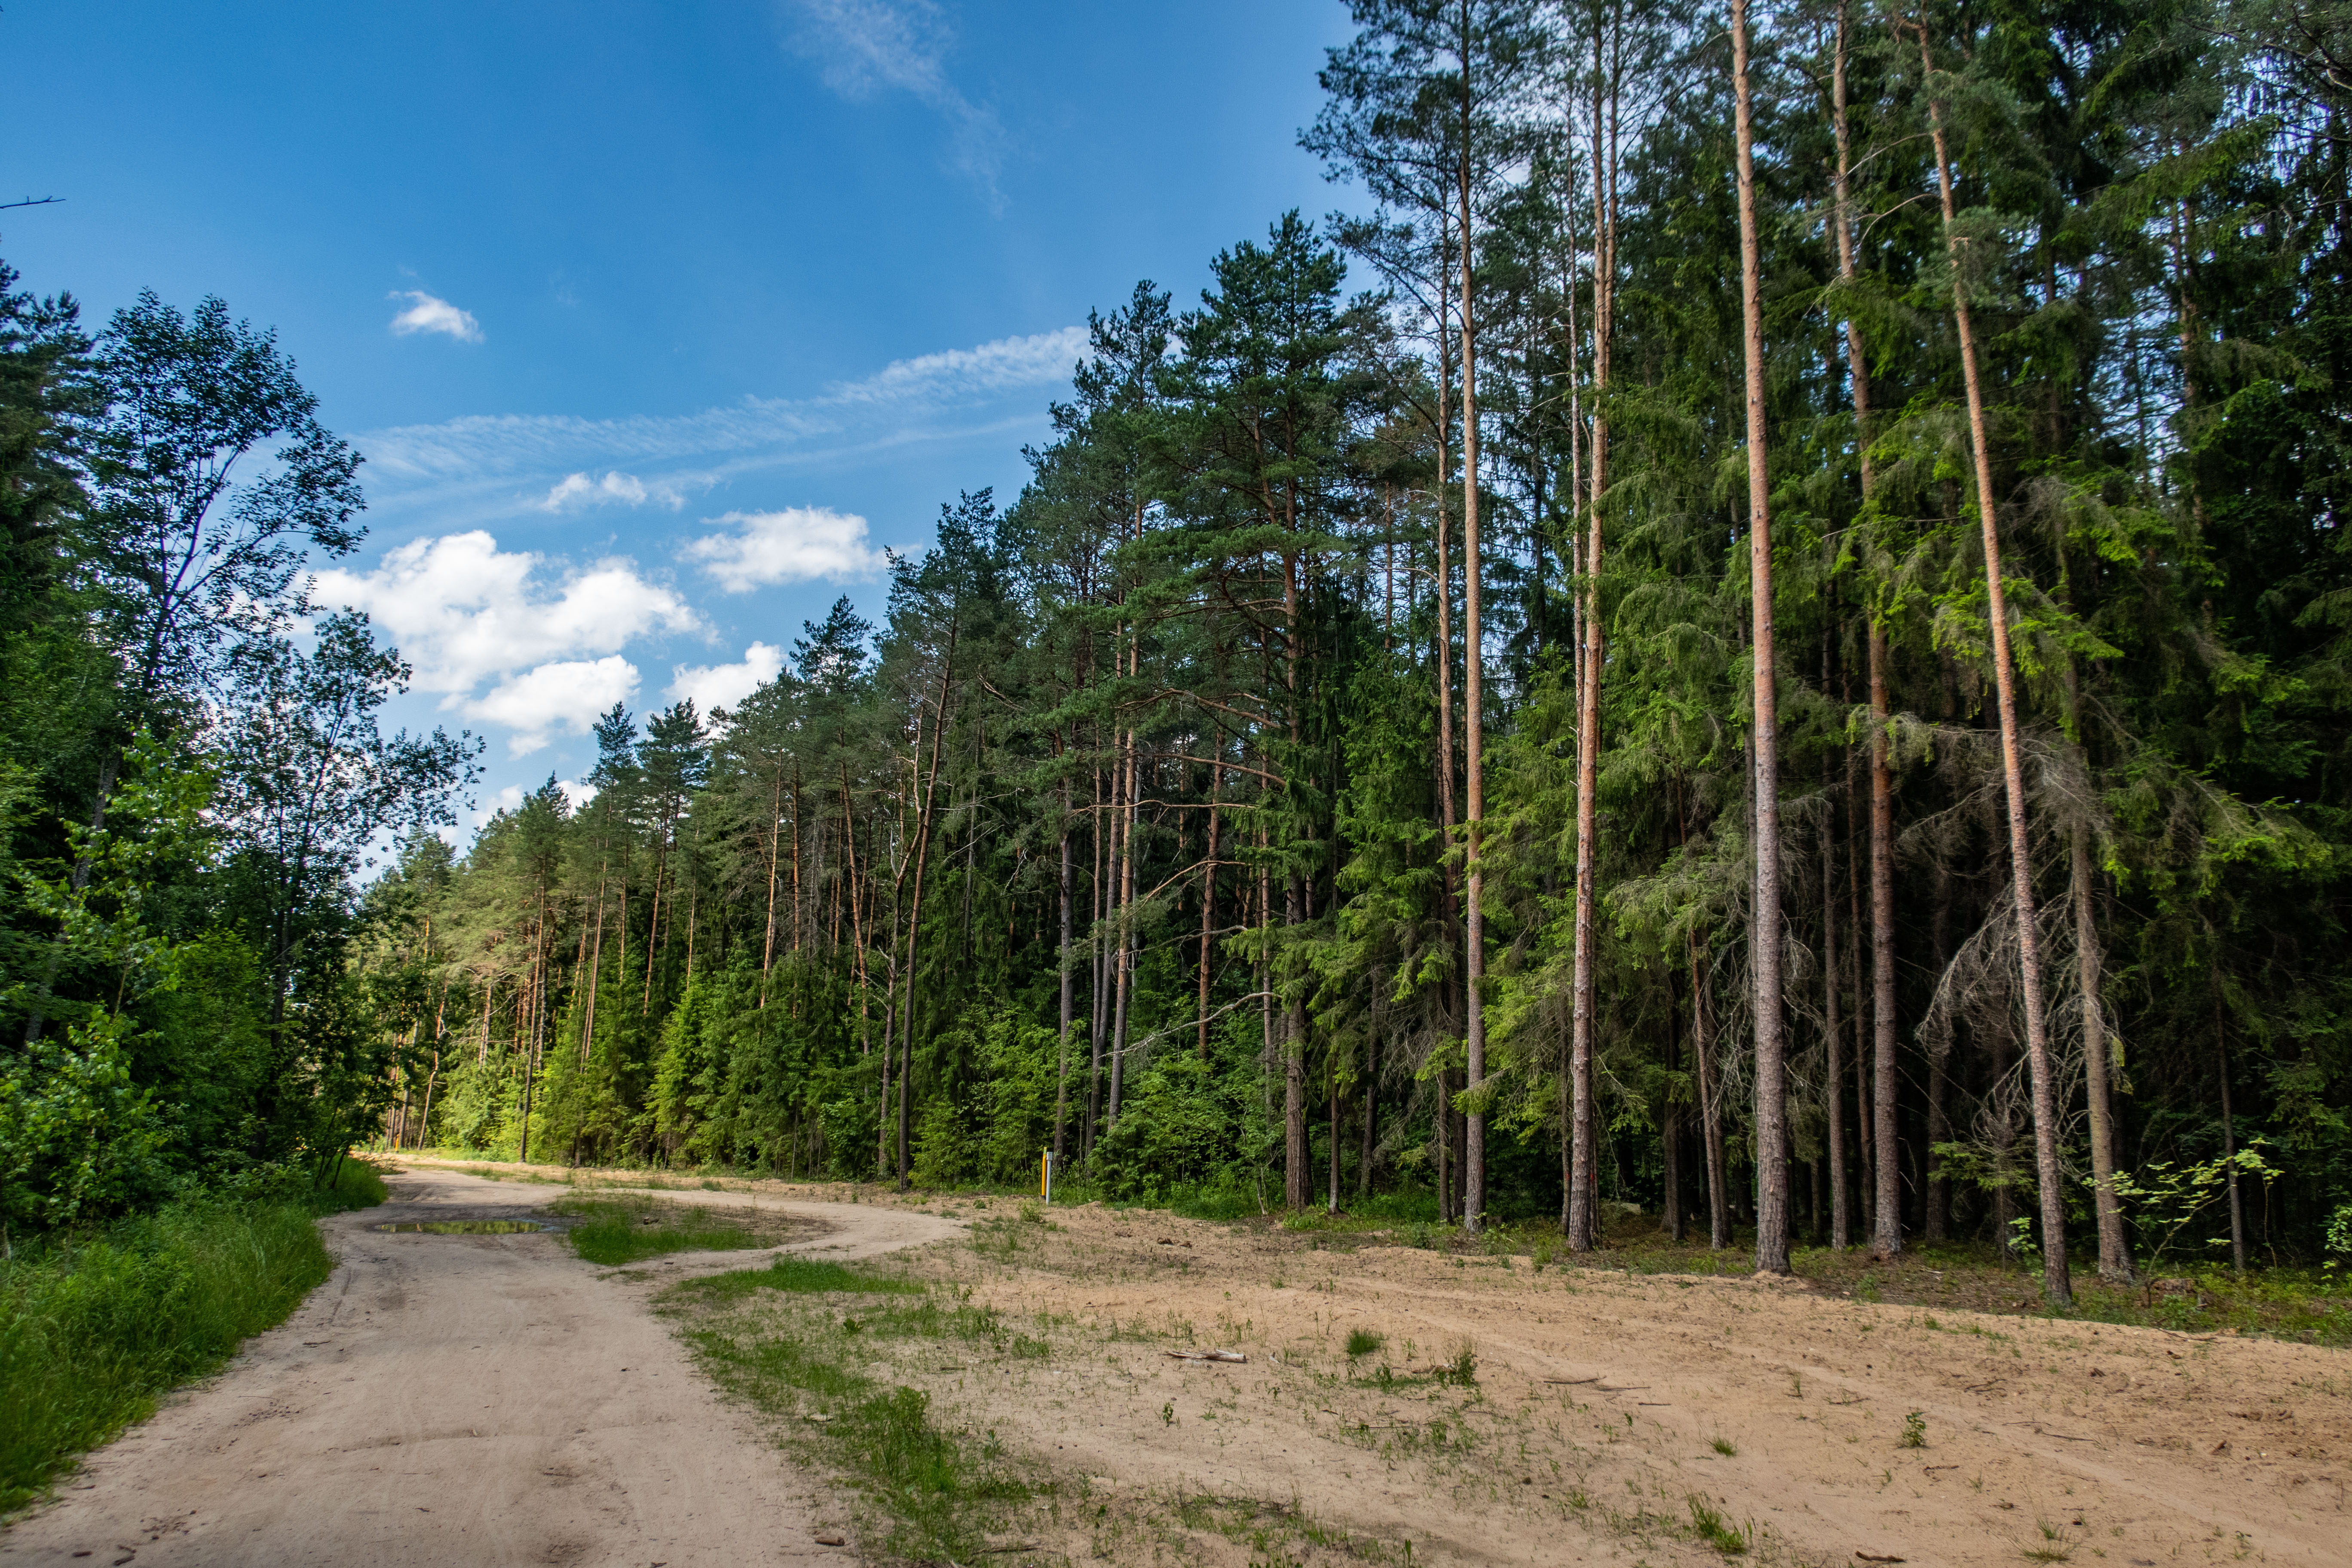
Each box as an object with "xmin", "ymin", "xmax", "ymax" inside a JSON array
[
  {"xmin": 550, "ymin": 1194, "xmax": 775, "ymax": 1265},
  {"xmin": 665, "ymin": 1261, "xmax": 1033, "ymax": 1559},
  {"xmin": 0, "ymin": 1167, "xmax": 388, "ymax": 1514},
  {"xmin": 1684, "ymin": 1494, "xmax": 1751, "ymax": 1554},
  {"xmin": 310, "ymin": 1156, "xmax": 389, "ymax": 1213},
  {"xmin": 671, "ymin": 1254, "xmax": 924, "ymax": 1304}
]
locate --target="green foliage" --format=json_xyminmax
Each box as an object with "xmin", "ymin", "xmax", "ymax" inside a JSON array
[
  {"xmin": 0, "ymin": 1196, "xmax": 358, "ymax": 1512},
  {"xmin": 2110, "ymin": 1145, "xmax": 2284, "ymax": 1268}
]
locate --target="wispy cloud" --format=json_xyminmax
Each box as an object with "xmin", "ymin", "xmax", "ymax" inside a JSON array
[
  {"xmin": 685, "ymin": 505, "xmax": 887, "ymax": 592},
  {"xmin": 388, "ymin": 289, "xmax": 483, "ymax": 343},
  {"xmin": 354, "ymin": 325, "xmax": 1080, "ymax": 528},
  {"xmin": 540, "ymin": 470, "xmax": 690, "ymax": 512},
  {"xmin": 830, "ymin": 326, "xmax": 1085, "ymax": 404},
  {"xmin": 668, "ymin": 642, "xmax": 787, "ymax": 716},
  {"xmin": 786, "ymin": 0, "xmax": 1007, "ymax": 200}
]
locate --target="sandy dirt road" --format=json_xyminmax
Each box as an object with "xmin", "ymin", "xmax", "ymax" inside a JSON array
[{"xmin": 0, "ymin": 1165, "xmax": 963, "ymax": 1568}]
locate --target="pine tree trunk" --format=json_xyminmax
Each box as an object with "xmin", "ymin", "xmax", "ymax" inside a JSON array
[
  {"xmin": 2217, "ymin": 996, "xmax": 2246, "ymax": 1275},
  {"xmin": 760, "ymin": 767, "xmax": 783, "ymax": 1004},
  {"xmin": 1733, "ymin": 0, "xmax": 1790, "ymax": 1274},
  {"xmin": 1825, "ymin": 742, "xmax": 1849, "ymax": 1251},
  {"xmin": 1055, "ymin": 765, "xmax": 1074, "ymax": 1162},
  {"xmin": 1329, "ymin": 1063, "xmax": 1341, "ymax": 1214},
  {"xmin": 1285, "ymin": 871, "xmax": 1308, "ymax": 1211},
  {"xmin": 1199, "ymin": 760, "xmax": 1222, "ymax": 1057},
  {"xmin": 1693, "ymin": 936, "xmax": 1730, "ymax": 1250},
  {"xmin": 2074, "ymin": 825, "xmax": 2132, "ymax": 1280},
  {"xmin": 1087, "ymin": 758, "xmax": 1106, "ymax": 1162},
  {"xmin": 1662, "ymin": 967, "xmax": 1684, "ymax": 1240},
  {"xmin": 1921, "ymin": 27, "xmax": 2070, "ymax": 1304},
  {"xmin": 1458, "ymin": 71, "xmax": 1489, "ymax": 1237},
  {"xmin": 899, "ymin": 629, "xmax": 957, "ymax": 1190},
  {"xmin": 1567, "ymin": 25, "xmax": 1613, "ymax": 1253},
  {"xmin": 1109, "ymin": 726, "xmax": 1135, "ymax": 1128},
  {"xmin": 1431, "ymin": 305, "xmax": 1460, "ymax": 1231}
]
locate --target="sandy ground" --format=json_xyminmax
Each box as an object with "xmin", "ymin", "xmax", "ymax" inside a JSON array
[
  {"xmin": 7, "ymin": 1159, "xmax": 2343, "ymax": 1568},
  {"xmin": 738, "ymin": 1201, "xmax": 2349, "ymax": 1568},
  {"xmin": 0, "ymin": 1164, "xmax": 962, "ymax": 1568}
]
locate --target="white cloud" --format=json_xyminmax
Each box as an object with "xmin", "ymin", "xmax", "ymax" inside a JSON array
[
  {"xmin": 668, "ymin": 642, "xmax": 786, "ymax": 716},
  {"xmin": 465, "ymin": 656, "xmax": 641, "ymax": 756},
  {"xmin": 388, "ymin": 290, "xmax": 483, "ymax": 343},
  {"xmin": 830, "ymin": 326, "xmax": 1086, "ymax": 404},
  {"xmin": 788, "ymin": 0, "xmax": 1006, "ymax": 197},
  {"xmin": 683, "ymin": 506, "xmax": 885, "ymax": 592},
  {"xmin": 541, "ymin": 470, "xmax": 686, "ymax": 512},
  {"xmin": 310, "ymin": 530, "xmax": 703, "ymax": 695}
]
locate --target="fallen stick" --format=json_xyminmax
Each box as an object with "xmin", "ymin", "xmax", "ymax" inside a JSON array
[
  {"xmin": 1167, "ymin": 1348, "xmax": 1247, "ymax": 1363},
  {"xmin": 1854, "ymin": 1553, "xmax": 1906, "ymax": 1564},
  {"xmin": 1544, "ymin": 1375, "xmax": 1602, "ymax": 1385}
]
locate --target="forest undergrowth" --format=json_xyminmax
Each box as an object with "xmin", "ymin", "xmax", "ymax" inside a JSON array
[{"xmin": 0, "ymin": 1158, "xmax": 387, "ymax": 1516}]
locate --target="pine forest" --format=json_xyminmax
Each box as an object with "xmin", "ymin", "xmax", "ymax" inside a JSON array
[{"xmin": 13, "ymin": 0, "xmax": 2352, "ymax": 1313}]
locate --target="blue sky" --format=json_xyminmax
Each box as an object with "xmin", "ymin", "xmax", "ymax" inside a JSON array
[{"xmin": 0, "ymin": 0, "xmax": 1357, "ymax": 826}]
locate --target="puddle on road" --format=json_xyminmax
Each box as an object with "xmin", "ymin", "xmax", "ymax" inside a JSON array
[{"xmin": 376, "ymin": 1219, "xmax": 553, "ymax": 1234}]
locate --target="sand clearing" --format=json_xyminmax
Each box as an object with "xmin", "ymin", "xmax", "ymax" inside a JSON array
[{"xmin": 730, "ymin": 1200, "xmax": 2348, "ymax": 1567}]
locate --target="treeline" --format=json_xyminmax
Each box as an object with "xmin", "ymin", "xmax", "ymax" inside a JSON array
[
  {"xmin": 18, "ymin": 0, "xmax": 2352, "ymax": 1301},
  {"xmin": 386, "ymin": 0, "xmax": 2352, "ymax": 1297},
  {"xmin": 0, "ymin": 270, "xmax": 474, "ymax": 1242}
]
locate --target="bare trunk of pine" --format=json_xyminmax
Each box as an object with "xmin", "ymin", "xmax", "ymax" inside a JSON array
[
  {"xmin": 1567, "ymin": 23, "xmax": 1613, "ymax": 1254},
  {"xmin": 1458, "ymin": 64, "xmax": 1489, "ymax": 1236},
  {"xmin": 1087, "ymin": 755, "xmax": 1106, "ymax": 1161},
  {"xmin": 1054, "ymin": 763, "xmax": 1074, "ymax": 1161},
  {"xmin": 2073, "ymin": 825, "xmax": 2132, "ymax": 1280},
  {"xmin": 1825, "ymin": 726, "xmax": 1849, "ymax": 1251},
  {"xmin": 1109, "ymin": 716, "xmax": 1135, "ymax": 1127},
  {"xmin": 1693, "ymin": 935, "xmax": 1730, "ymax": 1249},
  {"xmin": 1733, "ymin": 0, "xmax": 1790, "ymax": 1274},
  {"xmin": 1921, "ymin": 26, "xmax": 2070, "ymax": 1304},
  {"xmin": 1199, "ymin": 756, "xmax": 1222, "ymax": 1057},
  {"xmin": 1433, "ymin": 312, "xmax": 1460, "ymax": 1229},
  {"xmin": 1284, "ymin": 873, "xmax": 1308, "ymax": 1210},
  {"xmin": 1283, "ymin": 536, "xmax": 1309, "ymax": 1210},
  {"xmin": 899, "ymin": 630, "xmax": 957, "ymax": 1189},
  {"xmin": 760, "ymin": 767, "xmax": 783, "ymax": 1005},
  {"xmin": 2217, "ymin": 993, "xmax": 2247, "ymax": 1274}
]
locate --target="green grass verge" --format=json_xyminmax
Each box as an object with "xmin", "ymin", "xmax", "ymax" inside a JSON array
[
  {"xmin": 0, "ymin": 1160, "xmax": 389, "ymax": 1515},
  {"xmin": 309, "ymin": 1155, "xmax": 389, "ymax": 1213},
  {"xmin": 549, "ymin": 1193, "xmax": 772, "ymax": 1266},
  {"xmin": 663, "ymin": 1259, "xmax": 1035, "ymax": 1559}
]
